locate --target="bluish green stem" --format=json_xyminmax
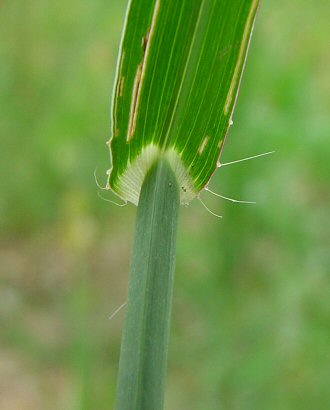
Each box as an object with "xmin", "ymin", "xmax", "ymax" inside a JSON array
[{"xmin": 115, "ymin": 159, "xmax": 180, "ymax": 410}]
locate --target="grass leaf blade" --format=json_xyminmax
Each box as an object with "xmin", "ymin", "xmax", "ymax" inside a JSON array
[{"xmin": 109, "ymin": 0, "xmax": 259, "ymax": 205}]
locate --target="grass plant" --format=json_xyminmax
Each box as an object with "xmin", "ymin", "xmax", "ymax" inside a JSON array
[
  {"xmin": 1, "ymin": 0, "xmax": 330, "ymax": 408},
  {"xmin": 109, "ymin": 1, "xmax": 260, "ymax": 408}
]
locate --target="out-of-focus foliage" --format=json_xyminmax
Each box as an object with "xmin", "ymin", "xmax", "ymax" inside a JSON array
[{"xmin": 0, "ymin": 1, "xmax": 329, "ymax": 409}]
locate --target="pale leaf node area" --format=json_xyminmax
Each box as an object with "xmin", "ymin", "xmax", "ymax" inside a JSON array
[{"xmin": 111, "ymin": 144, "xmax": 197, "ymax": 206}]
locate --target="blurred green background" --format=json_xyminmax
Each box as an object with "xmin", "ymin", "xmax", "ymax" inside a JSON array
[{"xmin": 1, "ymin": 0, "xmax": 329, "ymax": 409}]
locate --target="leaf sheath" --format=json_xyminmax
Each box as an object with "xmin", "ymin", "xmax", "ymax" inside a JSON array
[{"xmin": 115, "ymin": 159, "xmax": 180, "ymax": 410}]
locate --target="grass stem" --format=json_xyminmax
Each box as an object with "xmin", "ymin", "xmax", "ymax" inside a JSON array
[{"xmin": 115, "ymin": 159, "xmax": 180, "ymax": 410}]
